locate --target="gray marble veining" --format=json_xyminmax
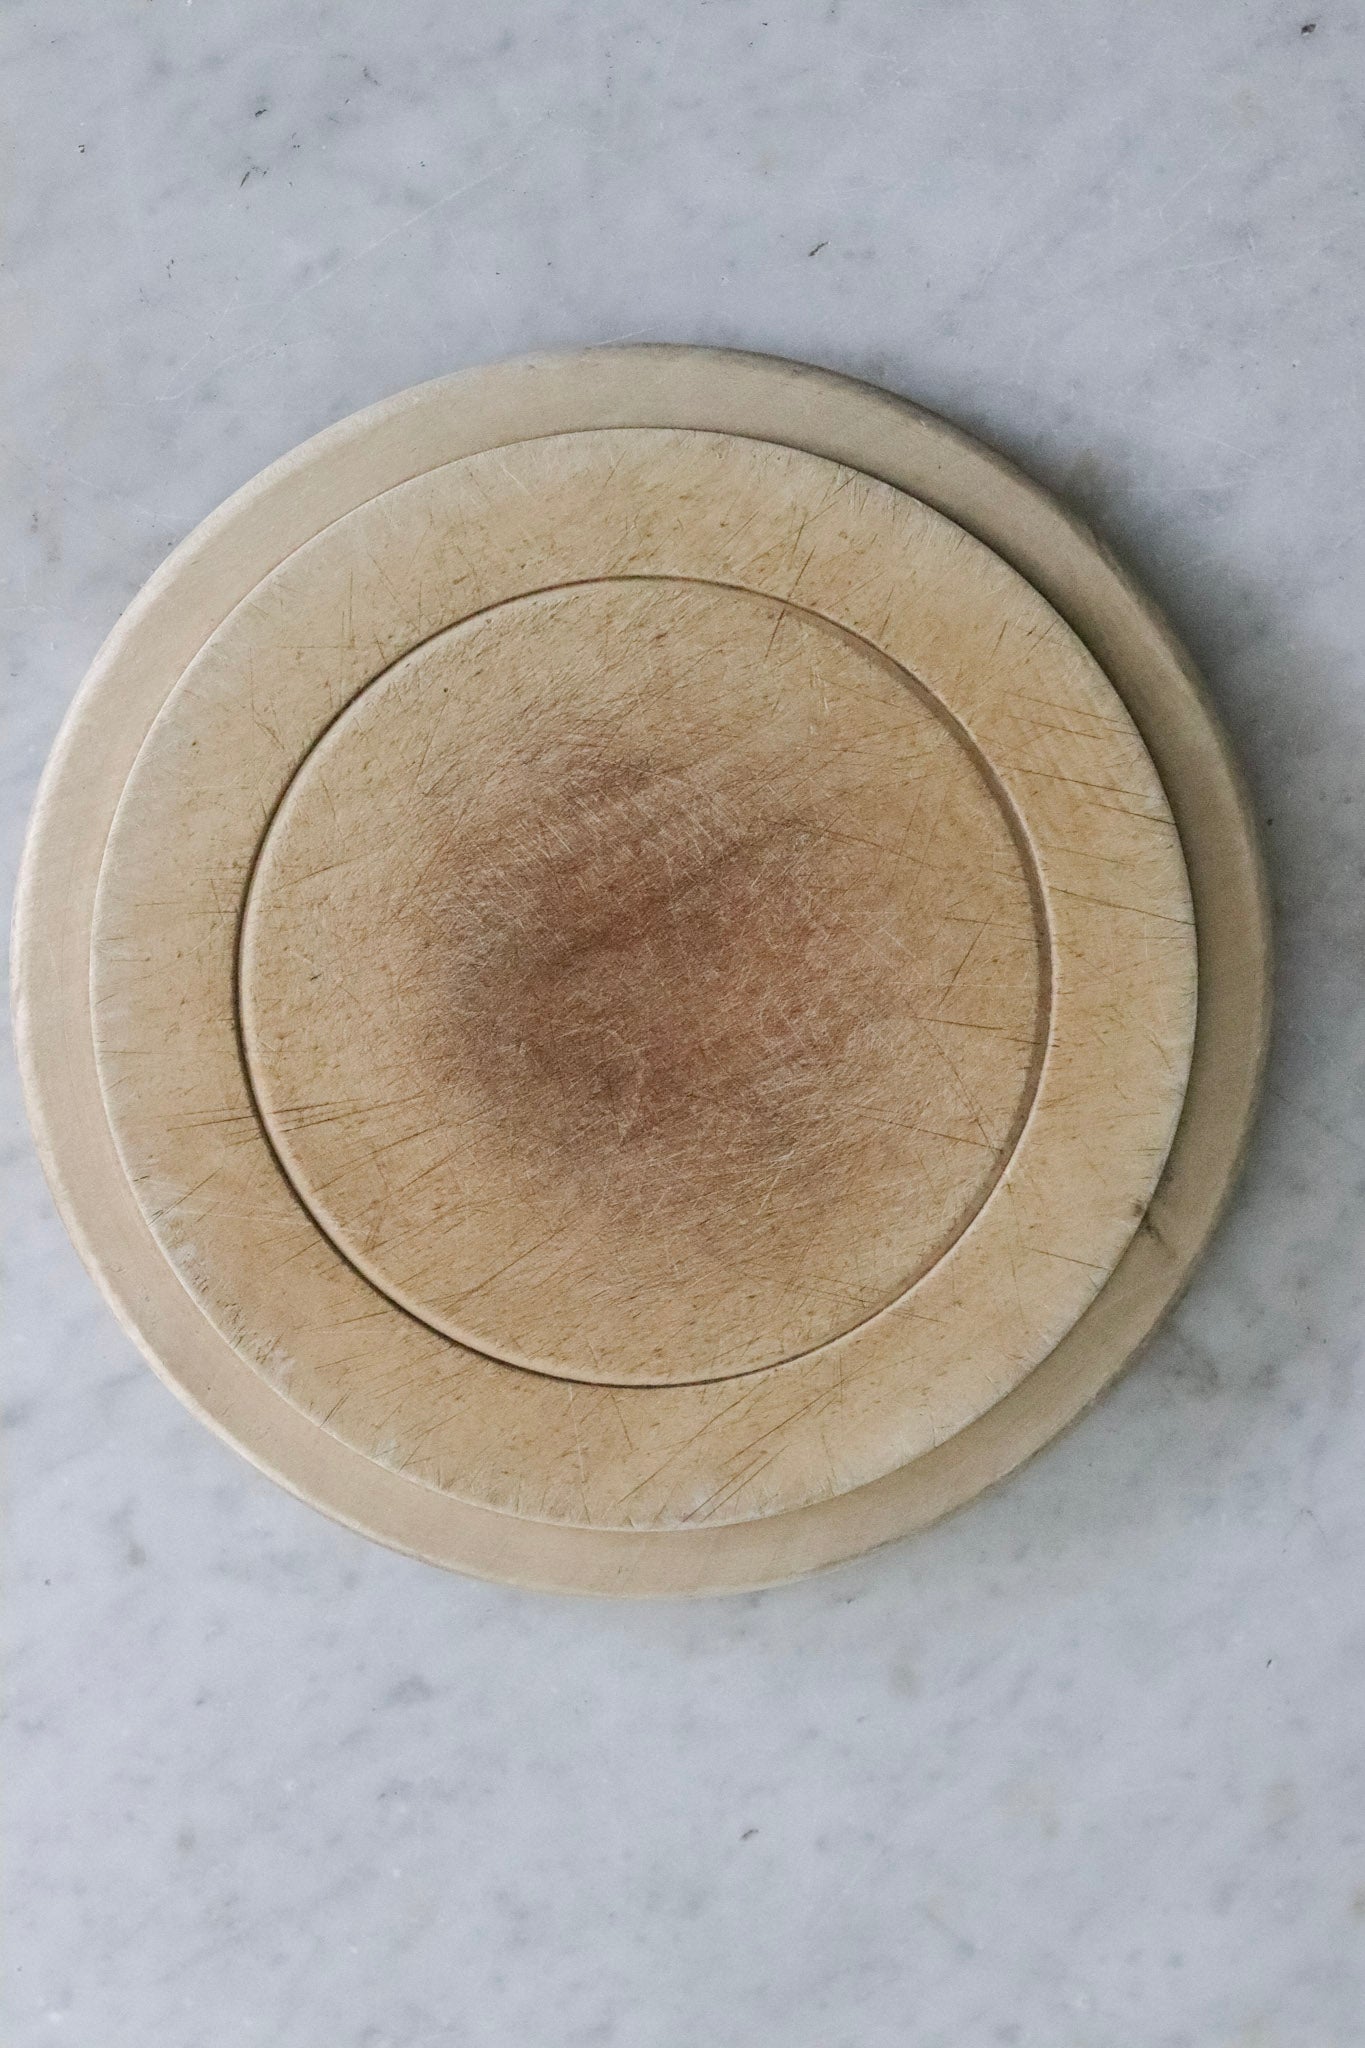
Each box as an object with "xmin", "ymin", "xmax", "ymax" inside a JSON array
[{"xmin": 3, "ymin": 3, "xmax": 1364, "ymax": 2043}]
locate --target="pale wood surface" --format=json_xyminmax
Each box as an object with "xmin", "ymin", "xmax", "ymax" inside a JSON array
[
  {"xmin": 89, "ymin": 427, "xmax": 1194, "ymax": 1529},
  {"xmin": 13, "ymin": 348, "xmax": 1268, "ymax": 1591},
  {"xmin": 242, "ymin": 574, "xmax": 1047, "ymax": 1389}
]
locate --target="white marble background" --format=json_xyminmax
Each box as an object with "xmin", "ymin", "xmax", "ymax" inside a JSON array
[{"xmin": 3, "ymin": 3, "xmax": 1364, "ymax": 2043}]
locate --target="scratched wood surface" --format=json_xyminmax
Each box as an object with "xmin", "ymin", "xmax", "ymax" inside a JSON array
[
  {"xmin": 87, "ymin": 426, "xmax": 1196, "ymax": 1528},
  {"xmin": 242, "ymin": 573, "xmax": 1048, "ymax": 1388},
  {"xmin": 13, "ymin": 348, "xmax": 1268, "ymax": 1591}
]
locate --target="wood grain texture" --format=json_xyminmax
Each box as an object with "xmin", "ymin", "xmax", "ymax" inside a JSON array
[
  {"xmin": 12, "ymin": 348, "xmax": 1269, "ymax": 1592},
  {"xmin": 241, "ymin": 575, "xmax": 1046, "ymax": 1387},
  {"xmin": 87, "ymin": 427, "xmax": 1195, "ymax": 1529}
]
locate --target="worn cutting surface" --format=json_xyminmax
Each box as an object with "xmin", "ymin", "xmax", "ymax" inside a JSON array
[
  {"xmin": 242, "ymin": 577, "xmax": 1045, "ymax": 1385},
  {"xmin": 90, "ymin": 427, "xmax": 1197, "ymax": 1527}
]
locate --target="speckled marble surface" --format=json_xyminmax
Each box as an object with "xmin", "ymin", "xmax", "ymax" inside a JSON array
[{"xmin": 3, "ymin": 4, "xmax": 1364, "ymax": 2044}]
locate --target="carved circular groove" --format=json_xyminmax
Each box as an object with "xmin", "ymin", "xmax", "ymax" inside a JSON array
[{"xmin": 240, "ymin": 576, "xmax": 1048, "ymax": 1387}]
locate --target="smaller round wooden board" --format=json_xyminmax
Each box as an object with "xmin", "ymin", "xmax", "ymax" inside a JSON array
[{"xmin": 13, "ymin": 348, "xmax": 1269, "ymax": 1593}]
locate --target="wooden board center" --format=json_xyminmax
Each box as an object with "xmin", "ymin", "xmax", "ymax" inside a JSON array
[{"xmin": 239, "ymin": 576, "xmax": 1048, "ymax": 1385}]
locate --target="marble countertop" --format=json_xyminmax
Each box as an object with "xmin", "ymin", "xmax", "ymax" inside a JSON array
[{"xmin": 4, "ymin": 3, "xmax": 1363, "ymax": 2042}]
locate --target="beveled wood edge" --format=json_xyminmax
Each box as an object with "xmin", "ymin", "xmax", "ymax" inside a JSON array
[{"xmin": 11, "ymin": 345, "xmax": 1271, "ymax": 1594}]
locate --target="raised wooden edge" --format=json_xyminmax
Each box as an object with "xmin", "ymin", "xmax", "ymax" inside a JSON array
[{"xmin": 11, "ymin": 346, "xmax": 1271, "ymax": 1595}]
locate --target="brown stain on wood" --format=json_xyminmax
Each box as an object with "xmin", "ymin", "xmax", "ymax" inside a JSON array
[
  {"xmin": 49, "ymin": 396, "xmax": 1232, "ymax": 1570},
  {"xmin": 240, "ymin": 573, "xmax": 1052, "ymax": 1387},
  {"xmin": 405, "ymin": 730, "xmax": 901, "ymax": 1237}
]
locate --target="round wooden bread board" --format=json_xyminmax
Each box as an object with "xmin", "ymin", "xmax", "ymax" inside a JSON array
[{"xmin": 12, "ymin": 347, "xmax": 1269, "ymax": 1594}]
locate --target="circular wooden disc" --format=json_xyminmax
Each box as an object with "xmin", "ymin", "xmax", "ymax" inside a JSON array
[
  {"xmin": 13, "ymin": 348, "xmax": 1269, "ymax": 1593},
  {"xmin": 241, "ymin": 575, "xmax": 1048, "ymax": 1388}
]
